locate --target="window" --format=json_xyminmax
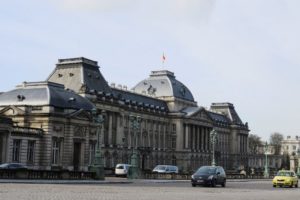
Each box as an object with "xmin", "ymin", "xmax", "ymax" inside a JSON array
[
  {"xmin": 172, "ymin": 124, "xmax": 176, "ymax": 132},
  {"xmin": 52, "ymin": 139, "xmax": 60, "ymax": 165},
  {"xmin": 293, "ymin": 145, "xmax": 296, "ymax": 150},
  {"xmin": 89, "ymin": 142, "xmax": 96, "ymax": 165},
  {"xmin": 27, "ymin": 140, "xmax": 35, "ymax": 163},
  {"xmin": 171, "ymin": 137, "xmax": 176, "ymax": 149},
  {"xmin": 12, "ymin": 140, "xmax": 21, "ymax": 162}
]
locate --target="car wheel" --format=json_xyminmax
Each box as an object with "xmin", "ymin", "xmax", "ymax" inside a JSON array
[
  {"xmin": 273, "ymin": 184, "xmax": 276, "ymax": 188},
  {"xmin": 211, "ymin": 179, "xmax": 216, "ymax": 187},
  {"xmin": 290, "ymin": 182, "xmax": 293, "ymax": 188},
  {"xmin": 192, "ymin": 184, "xmax": 196, "ymax": 187},
  {"xmin": 221, "ymin": 180, "xmax": 226, "ymax": 187},
  {"xmin": 295, "ymin": 182, "xmax": 298, "ymax": 188}
]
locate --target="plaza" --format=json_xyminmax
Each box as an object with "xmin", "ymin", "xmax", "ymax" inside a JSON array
[{"xmin": 0, "ymin": 179, "xmax": 299, "ymax": 200}]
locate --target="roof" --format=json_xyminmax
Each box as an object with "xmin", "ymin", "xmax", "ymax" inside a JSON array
[
  {"xmin": 132, "ymin": 70, "xmax": 195, "ymax": 102},
  {"xmin": 0, "ymin": 81, "xmax": 95, "ymax": 110},
  {"xmin": 180, "ymin": 107, "xmax": 202, "ymax": 116},
  {"xmin": 112, "ymin": 88, "xmax": 168, "ymax": 111},
  {"xmin": 47, "ymin": 57, "xmax": 112, "ymax": 94},
  {"xmin": 210, "ymin": 103, "xmax": 244, "ymax": 125},
  {"xmin": 207, "ymin": 111, "xmax": 231, "ymax": 124}
]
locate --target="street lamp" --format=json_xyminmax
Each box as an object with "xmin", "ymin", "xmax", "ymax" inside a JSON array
[
  {"xmin": 91, "ymin": 108, "xmax": 106, "ymax": 180},
  {"xmin": 210, "ymin": 129, "xmax": 218, "ymax": 166},
  {"xmin": 264, "ymin": 142, "xmax": 269, "ymax": 178},
  {"xmin": 122, "ymin": 137, "xmax": 126, "ymax": 163},
  {"xmin": 297, "ymin": 148, "xmax": 300, "ymax": 177},
  {"xmin": 128, "ymin": 115, "xmax": 142, "ymax": 179}
]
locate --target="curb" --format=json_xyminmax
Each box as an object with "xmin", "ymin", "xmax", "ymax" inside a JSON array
[{"xmin": 0, "ymin": 178, "xmax": 272, "ymax": 184}]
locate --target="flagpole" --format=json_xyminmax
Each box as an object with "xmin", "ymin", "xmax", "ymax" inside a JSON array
[{"xmin": 162, "ymin": 53, "xmax": 166, "ymax": 68}]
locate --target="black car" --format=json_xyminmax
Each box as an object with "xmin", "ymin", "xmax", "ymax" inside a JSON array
[
  {"xmin": 191, "ymin": 166, "xmax": 226, "ymax": 187},
  {"xmin": 0, "ymin": 163, "xmax": 28, "ymax": 170}
]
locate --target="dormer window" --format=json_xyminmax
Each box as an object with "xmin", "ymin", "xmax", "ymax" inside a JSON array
[{"xmin": 17, "ymin": 95, "xmax": 25, "ymax": 101}]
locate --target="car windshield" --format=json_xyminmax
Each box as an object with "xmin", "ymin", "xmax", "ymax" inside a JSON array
[
  {"xmin": 155, "ymin": 166, "xmax": 166, "ymax": 170},
  {"xmin": 196, "ymin": 166, "xmax": 216, "ymax": 175},
  {"xmin": 116, "ymin": 165, "xmax": 124, "ymax": 169},
  {"xmin": 277, "ymin": 171, "xmax": 292, "ymax": 177},
  {"xmin": 0, "ymin": 163, "xmax": 9, "ymax": 167}
]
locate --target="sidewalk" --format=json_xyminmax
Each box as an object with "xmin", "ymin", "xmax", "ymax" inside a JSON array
[{"xmin": 0, "ymin": 177, "xmax": 272, "ymax": 184}]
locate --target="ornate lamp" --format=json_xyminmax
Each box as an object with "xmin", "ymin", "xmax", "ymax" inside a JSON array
[
  {"xmin": 127, "ymin": 115, "xmax": 142, "ymax": 179},
  {"xmin": 91, "ymin": 108, "xmax": 106, "ymax": 180},
  {"xmin": 297, "ymin": 148, "xmax": 300, "ymax": 177},
  {"xmin": 210, "ymin": 129, "xmax": 218, "ymax": 166},
  {"xmin": 263, "ymin": 142, "xmax": 269, "ymax": 178}
]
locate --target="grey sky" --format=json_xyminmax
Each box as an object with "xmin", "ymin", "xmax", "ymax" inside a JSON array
[{"xmin": 1, "ymin": 0, "xmax": 299, "ymax": 141}]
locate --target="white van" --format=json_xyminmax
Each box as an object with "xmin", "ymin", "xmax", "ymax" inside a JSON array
[
  {"xmin": 152, "ymin": 165, "xmax": 179, "ymax": 174},
  {"xmin": 115, "ymin": 164, "xmax": 131, "ymax": 176}
]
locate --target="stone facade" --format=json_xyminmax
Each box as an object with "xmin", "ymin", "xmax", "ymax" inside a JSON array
[
  {"xmin": 0, "ymin": 57, "xmax": 250, "ymax": 172},
  {"xmin": 281, "ymin": 136, "xmax": 300, "ymax": 156}
]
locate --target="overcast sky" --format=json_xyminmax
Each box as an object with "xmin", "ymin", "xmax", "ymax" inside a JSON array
[{"xmin": 1, "ymin": 0, "xmax": 299, "ymax": 141}]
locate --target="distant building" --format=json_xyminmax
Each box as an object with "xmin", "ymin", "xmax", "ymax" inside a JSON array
[
  {"xmin": 0, "ymin": 57, "xmax": 249, "ymax": 172},
  {"xmin": 248, "ymin": 143, "xmax": 282, "ymax": 171},
  {"xmin": 281, "ymin": 136, "xmax": 300, "ymax": 155}
]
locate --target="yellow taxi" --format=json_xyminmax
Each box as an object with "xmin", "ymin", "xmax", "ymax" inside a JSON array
[{"xmin": 272, "ymin": 170, "xmax": 298, "ymax": 188}]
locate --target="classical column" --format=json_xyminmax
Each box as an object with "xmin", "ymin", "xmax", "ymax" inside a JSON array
[
  {"xmin": 185, "ymin": 124, "xmax": 189, "ymax": 149},
  {"xmin": 200, "ymin": 127, "xmax": 204, "ymax": 151},
  {"xmin": 205, "ymin": 128, "xmax": 210, "ymax": 151},
  {"xmin": 191, "ymin": 125, "xmax": 195, "ymax": 150},
  {"xmin": 157, "ymin": 123, "xmax": 161, "ymax": 149},
  {"xmin": 196, "ymin": 126, "xmax": 199, "ymax": 151},
  {"xmin": 108, "ymin": 112, "xmax": 113, "ymax": 147},
  {"xmin": 203, "ymin": 128, "xmax": 206, "ymax": 151}
]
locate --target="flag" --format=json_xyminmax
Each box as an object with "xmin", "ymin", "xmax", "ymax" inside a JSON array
[{"xmin": 162, "ymin": 53, "xmax": 166, "ymax": 64}]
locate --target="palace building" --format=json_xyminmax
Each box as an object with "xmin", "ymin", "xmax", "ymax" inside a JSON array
[{"xmin": 0, "ymin": 57, "xmax": 249, "ymax": 172}]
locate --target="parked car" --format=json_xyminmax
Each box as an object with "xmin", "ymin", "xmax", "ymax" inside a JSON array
[
  {"xmin": 0, "ymin": 163, "xmax": 28, "ymax": 170},
  {"xmin": 115, "ymin": 164, "xmax": 131, "ymax": 177},
  {"xmin": 272, "ymin": 170, "xmax": 298, "ymax": 188},
  {"xmin": 191, "ymin": 166, "xmax": 226, "ymax": 187},
  {"xmin": 152, "ymin": 165, "xmax": 179, "ymax": 174}
]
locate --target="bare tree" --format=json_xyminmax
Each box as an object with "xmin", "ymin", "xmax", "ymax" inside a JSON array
[
  {"xmin": 269, "ymin": 132, "xmax": 284, "ymax": 155},
  {"xmin": 248, "ymin": 134, "xmax": 262, "ymax": 154}
]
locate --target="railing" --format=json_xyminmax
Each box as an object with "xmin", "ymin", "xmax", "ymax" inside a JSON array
[
  {"xmin": 143, "ymin": 173, "xmax": 190, "ymax": 180},
  {"xmin": 0, "ymin": 169, "xmax": 95, "ymax": 180},
  {"xmin": 0, "ymin": 169, "xmax": 275, "ymax": 180},
  {"xmin": 143, "ymin": 172, "xmax": 274, "ymax": 180}
]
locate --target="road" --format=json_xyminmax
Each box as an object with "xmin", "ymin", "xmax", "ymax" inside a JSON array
[{"xmin": 0, "ymin": 180, "xmax": 299, "ymax": 200}]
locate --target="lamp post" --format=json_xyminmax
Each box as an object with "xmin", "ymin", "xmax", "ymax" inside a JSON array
[
  {"xmin": 263, "ymin": 142, "xmax": 269, "ymax": 178},
  {"xmin": 122, "ymin": 137, "xmax": 126, "ymax": 163},
  {"xmin": 91, "ymin": 108, "xmax": 105, "ymax": 180},
  {"xmin": 128, "ymin": 115, "xmax": 141, "ymax": 179},
  {"xmin": 297, "ymin": 148, "xmax": 300, "ymax": 177},
  {"xmin": 210, "ymin": 129, "xmax": 218, "ymax": 167}
]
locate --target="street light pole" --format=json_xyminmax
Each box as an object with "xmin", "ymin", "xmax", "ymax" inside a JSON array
[
  {"xmin": 128, "ymin": 115, "xmax": 141, "ymax": 179},
  {"xmin": 264, "ymin": 142, "xmax": 269, "ymax": 178},
  {"xmin": 210, "ymin": 129, "xmax": 218, "ymax": 167},
  {"xmin": 91, "ymin": 108, "xmax": 105, "ymax": 180},
  {"xmin": 297, "ymin": 149, "xmax": 300, "ymax": 177}
]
